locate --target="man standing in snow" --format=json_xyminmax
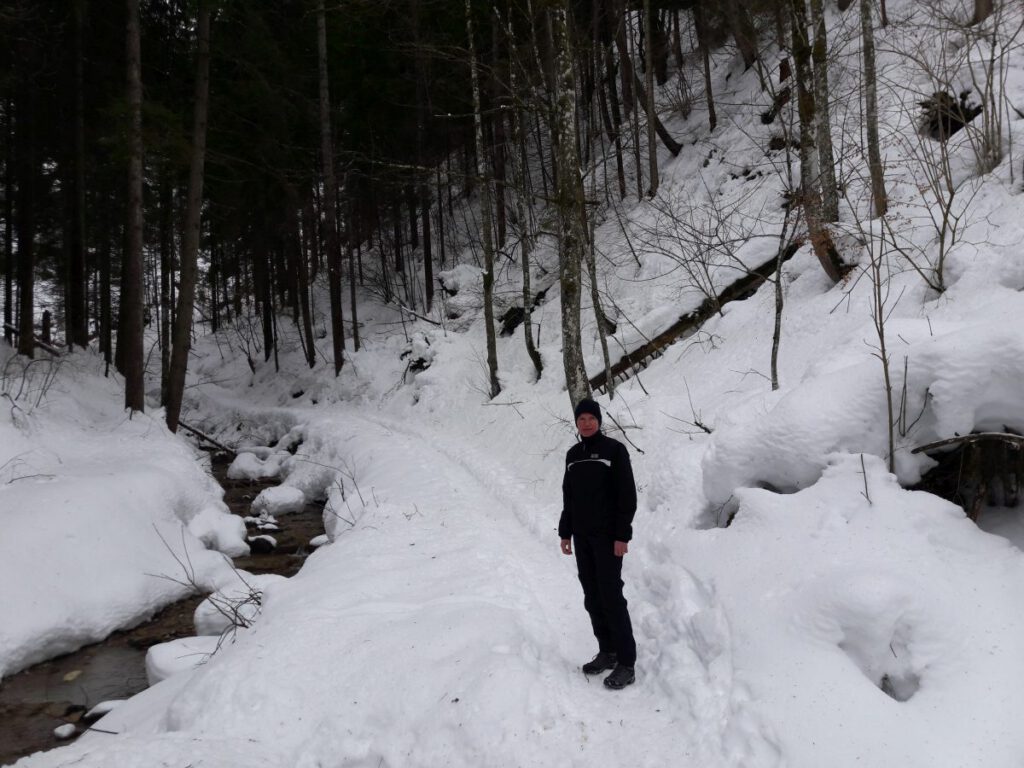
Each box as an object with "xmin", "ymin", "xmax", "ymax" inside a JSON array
[{"xmin": 559, "ymin": 397, "xmax": 638, "ymax": 689}]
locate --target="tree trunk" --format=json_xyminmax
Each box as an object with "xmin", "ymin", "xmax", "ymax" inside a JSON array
[
  {"xmin": 790, "ymin": 0, "xmax": 843, "ymax": 282},
  {"xmin": 551, "ymin": 2, "xmax": 591, "ymax": 407},
  {"xmin": 861, "ymin": 0, "xmax": 887, "ymax": 217},
  {"xmin": 809, "ymin": 0, "xmax": 838, "ymax": 222},
  {"xmin": 316, "ymin": 0, "xmax": 345, "ymax": 375},
  {"xmin": 14, "ymin": 39, "xmax": 34, "ymax": 358},
  {"xmin": 208, "ymin": 226, "xmax": 219, "ymax": 333},
  {"xmin": 159, "ymin": 169, "xmax": 174, "ymax": 405},
  {"xmin": 598, "ymin": 66, "xmax": 627, "ymax": 200},
  {"xmin": 596, "ymin": 5, "xmax": 627, "ymax": 200},
  {"xmin": 643, "ymin": 0, "xmax": 659, "ymax": 196},
  {"xmin": 67, "ymin": 0, "xmax": 88, "ymax": 350},
  {"xmin": 165, "ymin": 0, "xmax": 211, "ymax": 434},
  {"xmin": 253, "ymin": 241, "xmax": 274, "ymax": 361},
  {"xmin": 973, "ymin": 0, "xmax": 993, "ymax": 24},
  {"xmin": 100, "ymin": 219, "xmax": 112, "ymax": 369},
  {"xmin": 466, "ymin": 0, "xmax": 501, "ymax": 399},
  {"xmin": 296, "ymin": 197, "xmax": 316, "ymax": 366},
  {"xmin": 420, "ymin": 186, "xmax": 433, "ymax": 313},
  {"xmin": 436, "ymin": 165, "xmax": 446, "ymax": 269},
  {"xmin": 612, "ymin": 2, "xmax": 634, "ymax": 116},
  {"xmin": 613, "ymin": 6, "xmax": 682, "ymax": 157},
  {"xmin": 507, "ymin": 17, "xmax": 543, "ymax": 380},
  {"xmin": 725, "ymin": 0, "xmax": 759, "ymax": 70},
  {"xmin": 347, "ymin": 202, "xmax": 360, "ymax": 350},
  {"xmin": 694, "ymin": 2, "xmax": 717, "ymax": 133},
  {"xmin": 3, "ymin": 94, "xmax": 12, "ymax": 346},
  {"xmin": 121, "ymin": 0, "xmax": 146, "ymax": 410},
  {"xmin": 585, "ymin": 204, "xmax": 613, "ymax": 399},
  {"xmin": 671, "ymin": 10, "xmax": 684, "ymax": 71},
  {"xmin": 491, "ymin": 20, "xmax": 507, "ymax": 250}
]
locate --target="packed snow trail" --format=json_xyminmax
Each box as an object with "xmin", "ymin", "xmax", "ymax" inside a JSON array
[{"xmin": 17, "ymin": 407, "xmax": 779, "ymax": 768}]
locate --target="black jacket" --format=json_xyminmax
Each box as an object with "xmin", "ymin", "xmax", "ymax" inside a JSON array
[{"xmin": 558, "ymin": 431, "xmax": 637, "ymax": 542}]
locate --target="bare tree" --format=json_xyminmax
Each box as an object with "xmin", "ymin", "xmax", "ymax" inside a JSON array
[
  {"xmin": 166, "ymin": 0, "xmax": 211, "ymax": 434},
  {"xmin": 13, "ymin": 14, "xmax": 35, "ymax": 358},
  {"xmin": 506, "ymin": 17, "xmax": 542, "ymax": 380},
  {"xmin": 809, "ymin": 0, "xmax": 838, "ymax": 222},
  {"xmin": 66, "ymin": 0, "xmax": 88, "ymax": 350},
  {"xmin": 121, "ymin": 0, "xmax": 145, "ymax": 411},
  {"xmin": 466, "ymin": 0, "xmax": 500, "ymax": 399},
  {"xmin": 789, "ymin": 0, "xmax": 844, "ymax": 282},
  {"xmin": 551, "ymin": 2, "xmax": 591, "ymax": 407},
  {"xmin": 317, "ymin": 0, "xmax": 346, "ymax": 376},
  {"xmin": 643, "ymin": 0, "xmax": 658, "ymax": 196},
  {"xmin": 861, "ymin": 0, "xmax": 887, "ymax": 216},
  {"xmin": 865, "ymin": 224, "xmax": 897, "ymax": 473}
]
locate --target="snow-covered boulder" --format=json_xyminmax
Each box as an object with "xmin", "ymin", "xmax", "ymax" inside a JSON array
[
  {"xmin": 187, "ymin": 506, "xmax": 249, "ymax": 557},
  {"xmin": 251, "ymin": 485, "xmax": 306, "ymax": 515},
  {"xmin": 145, "ymin": 636, "xmax": 222, "ymax": 685},
  {"xmin": 702, "ymin": 318, "xmax": 1024, "ymax": 509},
  {"xmin": 194, "ymin": 573, "xmax": 286, "ymax": 636},
  {"xmin": 226, "ymin": 450, "xmax": 292, "ymax": 481}
]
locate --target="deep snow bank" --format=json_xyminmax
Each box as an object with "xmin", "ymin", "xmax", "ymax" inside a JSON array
[{"xmin": 0, "ymin": 346, "xmax": 246, "ymax": 679}]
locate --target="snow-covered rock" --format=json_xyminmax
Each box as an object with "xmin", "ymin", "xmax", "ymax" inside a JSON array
[
  {"xmin": 193, "ymin": 573, "xmax": 286, "ymax": 636},
  {"xmin": 226, "ymin": 451, "xmax": 291, "ymax": 481},
  {"xmin": 145, "ymin": 636, "xmax": 222, "ymax": 686},
  {"xmin": 251, "ymin": 485, "xmax": 305, "ymax": 516},
  {"xmin": 187, "ymin": 507, "xmax": 249, "ymax": 557}
]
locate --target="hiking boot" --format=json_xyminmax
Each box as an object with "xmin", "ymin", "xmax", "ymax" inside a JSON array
[
  {"xmin": 603, "ymin": 663, "xmax": 635, "ymax": 690},
  {"xmin": 581, "ymin": 651, "xmax": 618, "ymax": 675}
]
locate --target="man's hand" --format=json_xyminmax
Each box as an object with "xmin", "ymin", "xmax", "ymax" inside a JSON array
[
  {"xmin": 560, "ymin": 538, "xmax": 572, "ymax": 555},
  {"xmin": 614, "ymin": 540, "xmax": 629, "ymax": 557}
]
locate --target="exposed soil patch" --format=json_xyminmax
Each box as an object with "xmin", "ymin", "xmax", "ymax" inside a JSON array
[{"xmin": 0, "ymin": 449, "xmax": 325, "ymax": 765}]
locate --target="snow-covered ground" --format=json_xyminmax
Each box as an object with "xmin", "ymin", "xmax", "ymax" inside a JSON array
[
  {"xmin": 7, "ymin": 0, "xmax": 1024, "ymax": 765},
  {"xmin": 0, "ymin": 347, "xmax": 247, "ymax": 680}
]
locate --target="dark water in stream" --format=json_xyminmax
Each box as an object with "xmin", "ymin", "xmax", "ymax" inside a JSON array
[{"xmin": 0, "ymin": 452, "xmax": 325, "ymax": 766}]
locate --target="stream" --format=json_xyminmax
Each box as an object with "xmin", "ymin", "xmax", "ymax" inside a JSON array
[{"xmin": 0, "ymin": 450, "xmax": 325, "ymax": 765}]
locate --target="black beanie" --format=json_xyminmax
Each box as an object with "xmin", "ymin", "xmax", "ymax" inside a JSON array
[{"xmin": 573, "ymin": 397, "xmax": 602, "ymax": 426}]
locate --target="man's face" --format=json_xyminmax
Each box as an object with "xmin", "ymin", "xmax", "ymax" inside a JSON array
[{"xmin": 576, "ymin": 413, "xmax": 600, "ymax": 438}]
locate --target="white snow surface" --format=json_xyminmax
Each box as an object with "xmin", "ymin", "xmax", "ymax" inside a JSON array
[
  {"xmin": 192, "ymin": 573, "xmax": 286, "ymax": 637},
  {"xmin": 144, "ymin": 635, "xmax": 222, "ymax": 686},
  {"xmin": 0, "ymin": 349, "xmax": 244, "ymax": 680},
  {"xmin": 11, "ymin": 1, "xmax": 1024, "ymax": 765},
  {"xmin": 251, "ymin": 485, "xmax": 306, "ymax": 516}
]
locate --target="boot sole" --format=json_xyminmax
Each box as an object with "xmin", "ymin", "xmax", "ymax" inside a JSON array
[{"xmin": 603, "ymin": 674, "xmax": 635, "ymax": 689}]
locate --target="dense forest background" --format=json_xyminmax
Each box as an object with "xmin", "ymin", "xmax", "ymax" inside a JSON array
[{"xmin": 0, "ymin": 0, "xmax": 1001, "ymax": 420}]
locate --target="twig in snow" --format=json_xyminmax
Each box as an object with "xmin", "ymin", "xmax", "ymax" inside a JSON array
[{"xmin": 860, "ymin": 454, "xmax": 872, "ymax": 505}]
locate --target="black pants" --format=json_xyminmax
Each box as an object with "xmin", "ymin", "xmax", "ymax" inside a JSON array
[{"xmin": 574, "ymin": 535, "xmax": 636, "ymax": 667}]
